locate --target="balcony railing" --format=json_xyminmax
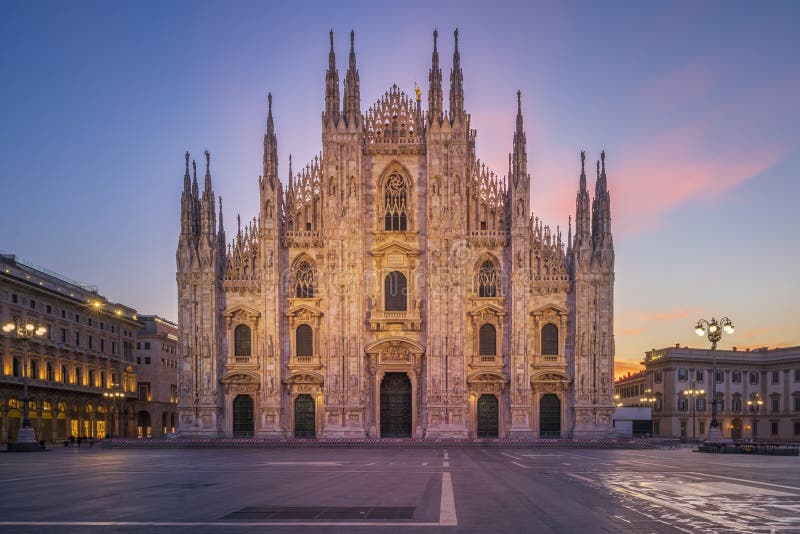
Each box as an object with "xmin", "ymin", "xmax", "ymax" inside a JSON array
[{"xmin": 368, "ymin": 310, "xmax": 422, "ymax": 332}]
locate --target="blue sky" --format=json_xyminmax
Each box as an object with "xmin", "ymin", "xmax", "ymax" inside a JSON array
[{"xmin": 1, "ymin": 1, "xmax": 798, "ymax": 374}]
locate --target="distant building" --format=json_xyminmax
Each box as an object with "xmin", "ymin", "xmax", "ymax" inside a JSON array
[
  {"xmin": 135, "ymin": 315, "xmax": 179, "ymax": 437},
  {"xmin": 0, "ymin": 251, "xmax": 139, "ymax": 443},
  {"xmin": 641, "ymin": 344, "xmax": 800, "ymax": 441},
  {"xmin": 614, "ymin": 370, "xmax": 648, "ymax": 407}
]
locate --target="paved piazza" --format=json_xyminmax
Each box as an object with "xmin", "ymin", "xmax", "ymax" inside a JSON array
[{"xmin": 1, "ymin": 446, "xmax": 799, "ymax": 533}]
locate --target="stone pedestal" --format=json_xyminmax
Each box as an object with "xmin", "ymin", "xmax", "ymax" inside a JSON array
[
  {"xmin": 6, "ymin": 426, "xmax": 43, "ymax": 452},
  {"xmin": 706, "ymin": 426, "xmax": 730, "ymax": 443}
]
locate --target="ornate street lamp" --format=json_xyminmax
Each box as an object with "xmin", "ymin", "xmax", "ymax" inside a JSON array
[
  {"xmin": 2, "ymin": 319, "xmax": 47, "ymax": 451},
  {"xmin": 683, "ymin": 382, "xmax": 705, "ymax": 443},
  {"xmin": 694, "ymin": 316, "xmax": 734, "ymax": 442}
]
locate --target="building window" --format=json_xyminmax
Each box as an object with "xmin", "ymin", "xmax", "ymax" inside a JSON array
[
  {"xmin": 137, "ymin": 342, "xmax": 141, "ymax": 350},
  {"xmin": 773, "ymin": 371, "xmax": 780, "ymax": 384},
  {"xmin": 749, "ymin": 372, "xmax": 759, "ymax": 385},
  {"xmin": 795, "ymin": 422, "xmax": 800, "ymax": 436},
  {"xmin": 112, "ymin": 341, "xmax": 116, "ymax": 355},
  {"xmin": 75, "ymin": 368, "xmax": 82, "ymax": 385},
  {"xmin": 732, "ymin": 397, "xmax": 742, "ymax": 412},
  {"xmin": 144, "ymin": 357, "xmax": 151, "ymax": 364},
  {"xmin": 696, "ymin": 369, "xmax": 704, "ymax": 382},
  {"xmin": 61, "ymin": 328, "xmax": 67, "ymax": 343},
  {"xmin": 101, "ymin": 339, "xmax": 105, "ymax": 352},
  {"xmin": 89, "ymin": 336, "xmax": 93, "ymax": 349},
  {"xmin": 234, "ymin": 324, "xmax": 252, "ymax": 357},
  {"xmin": 46, "ymin": 362, "xmax": 54, "ymax": 381},
  {"xmin": 170, "ymin": 384, "xmax": 178, "ymax": 403},
  {"xmin": 795, "ymin": 369, "xmax": 800, "ymax": 382},
  {"xmin": 29, "ymin": 359, "xmax": 38, "ymax": 379},
  {"xmin": 101, "ymin": 371, "xmax": 106, "ymax": 388},
  {"xmin": 771, "ymin": 421, "xmax": 779, "ymax": 435},
  {"xmin": 699, "ymin": 421, "xmax": 706, "ymax": 435},
  {"xmin": 479, "ymin": 323, "xmax": 496, "ymax": 356},
  {"xmin": 75, "ymin": 332, "xmax": 80, "ymax": 346},
  {"xmin": 654, "ymin": 371, "xmax": 663, "ymax": 384},
  {"xmin": 144, "ymin": 342, "xmax": 151, "ymax": 350},
  {"xmin": 61, "ymin": 365, "xmax": 68, "ymax": 383},
  {"xmin": 136, "ymin": 357, "xmax": 141, "ymax": 364},
  {"xmin": 476, "ymin": 261, "xmax": 498, "ymax": 297},
  {"xmin": 12, "ymin": 357, "xmax": 21, "ymax": 377},
  {"xmin": 716, "ymin": 394, "xmax": 725, "ymax": 413},
  {"xmin": 294, "ymin": 261, "xmax": 315, "ymax": 298},
  {"xmin": 61, "ymin": 309, "xmax": 66, "ymax": 318},
  {"xmin": 678, "ymin": 369, "xmax": 688, "ymax": 382},
  {"xmin": 772, "ymin": 397, "xmax": 780, "ymax": 413},
  {"xmin": 46, "ymin": 304, "xmax": 51, "ymax": 313},
  {"xmin": 383, "ymin": 172, "xmax": 408, "ymax": 231},
  {"xmin": 732, "ymin": 371, "xmax": 742, "ymax": 383},
  {"xmin": 12, "ymin": 293, "xmax": 18, "ymax": 303},
  {"xmin": 296, "ymin": 324, "xmax": 313, "ymax": 357},
  {"xmin": 137, "ymin": 382, "xmax": 151, "ymax": 402},
  {"xmin": 697, "ymin": 398, "xmax": 706, "ymax": 411},
  {"xmin": 88, "ymin": 370, "xmax": 95, "ymax": 387},
  {"xmin": 654, "ymin": 395, "xmax": 663, "ymax": 413},
  {"xmin": 30, "ymin": 299, "xmax": 36, "ymax": 309},
  {"xmin": 678, "ymin": 397, "xmax": 688, "ymax": 411},
  {"xmin": 384, "ymin": 271, "xmax": 407, "ymax": 311},
  {"xmin": 541, "ymin": 323, "xmax": 558, "ymax": 356},
  {"xmin": 793, "ymin": 395, "xmax": 800, "ymax": 413}
]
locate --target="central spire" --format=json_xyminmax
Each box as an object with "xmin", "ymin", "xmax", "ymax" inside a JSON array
[
  {"xmin": 343, "ymin": 29, "xmax": 361, "ymax": 127},
  {"xmin": 449, "ymin": 28, "xmax": 464, "ymax": 124},
  {"xmin": 428, "ymin": 29, "xmax": 442, "ymax": 126},
  {"xmin": 263, "ymin": 93, "xmax": 278, "ymax": 186},
  {"xmin": 324, "ymin": 30, "xmax": 340, "ymax": 125}
]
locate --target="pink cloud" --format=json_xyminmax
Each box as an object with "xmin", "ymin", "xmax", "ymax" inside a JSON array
[
  {"xmin": 614, "ymin": 360, "xmax": 645, "ymax": 379},
  {"xmin": 637, "ymin": 59, "xmax": 717, "ymax": 110}
]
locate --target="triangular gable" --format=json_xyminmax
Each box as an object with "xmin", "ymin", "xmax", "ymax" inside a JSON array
[{"xmin": 369, "ymin": 239, "xmax": 420, "ymax": 257}]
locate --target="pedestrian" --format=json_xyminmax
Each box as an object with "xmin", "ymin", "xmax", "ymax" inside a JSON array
[
  {"xmin": 69, "ymin": 435, "xmax": 75, "ymax": 447},
  {"xmin": 77, "ymin": 436, "xmax": 82, "ymax": 447}
]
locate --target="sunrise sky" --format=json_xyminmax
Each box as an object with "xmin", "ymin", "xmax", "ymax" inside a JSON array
[{"xmin": 2, "ymin": 1, "xmax": 798, "ymax": 376}]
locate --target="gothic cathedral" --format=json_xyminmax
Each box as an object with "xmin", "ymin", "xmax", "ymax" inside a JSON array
[{"xmin": 176, "ymin": 30, "xmax": 615, "ymax": 439}]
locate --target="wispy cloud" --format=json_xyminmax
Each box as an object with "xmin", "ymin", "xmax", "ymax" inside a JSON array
[{"xmin": 614, "ymin": 360, "xmax": 644, "ymax": 379}]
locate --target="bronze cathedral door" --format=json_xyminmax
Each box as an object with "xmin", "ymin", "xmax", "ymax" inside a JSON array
[
  {"xmin": 476, "ymin": 394, "xmax": 499, "ymax": 437},
  {"xmin": 294, "ymin": 394, "xmax": 316, "ymax": 438},
  {"xmin": 232, "ymin": 395, "xmax": 254, "ymax": 438},
  {"xmin": 380, "ymin": 373, "xmax": 412, "ymax": 438}
]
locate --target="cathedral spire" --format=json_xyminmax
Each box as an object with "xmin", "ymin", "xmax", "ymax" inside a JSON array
[
  {"xmin": 204, "ymin": 149, "xmax": 212, "ymax": 193},
  {"xmin": 183, "ymin": 151, "xmax": 191, "ymax": 192},
  {"xmin": 324, "ymin": 30, "xmax": 340, "ymax": 125},
  {"xmin": 512, "ymin": 90, "xmax": 527, "ymax": 185},
  {"xmin": 428, "ymin": 29, "xmax": 443, "ymax": 126},
  {"xmin": 594, "ymin": 150, "xmax": 612, "ymax": 242},
  {"xmin": 449, "ymin": 28, "xmax": 464, "ymax": 124},
  {"xmin": 575, "ymin": 150, "xmax": 591, "ymax": 245},
  {"xmin": 263, "ymin": 92, "xmax": 278, "ymax": 187},
  {"xmin": 343, "ymin": 30, "xmax": 361, "ymax": 127}
]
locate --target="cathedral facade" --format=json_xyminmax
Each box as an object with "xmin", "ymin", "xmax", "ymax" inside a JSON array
[{"xmin": 176, "ymin": 30, "xmax": 615, "ymax": 439}]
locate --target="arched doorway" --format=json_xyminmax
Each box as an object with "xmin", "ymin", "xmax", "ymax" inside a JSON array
[
  {"xmin": 731, "ymin": 418, "xmax": 743, "ymax": 440},
  {"xmin": 539, "ymin": 394, "xmax": 561, "ymax": 437},
  {"xmin": 381, "ymin": 373, "xmax": 411, "ymax": 438},
  {"xmin": 476, "ymin": 395, "xmax": 499, "ymax": 438},
  {"xmin": 137, "ymin": 411, "xmax": 151, "ymax": 438},
  {"xmin": 294, "ymin": 394, "xmax": 316, "ymax": 438},
  {"xmin": 232, "ymin": 395, "xmax": 254, "ymax": 437}
]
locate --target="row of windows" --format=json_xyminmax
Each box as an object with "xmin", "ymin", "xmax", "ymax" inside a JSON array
[
  {"xmin": 135, "ymin": 341, "xmax": 177, "ymax": 355},
  {"xmin": 8, "ymin": 294, "xmax": 133, "ymax": 336},
  {"xmin": 6, "ymin": 358, "xmax": 119, "ymax": 388},
  {"xmin": 655, "ymin": 393, "xmax": 800, "ymax": 413},
  {"xmin": 231, "ymin": 322, "xmax": 560, "ymax": 358},
  {"xmin": 291, "ymin": 262, "xmax": 502, "ymax": 301},
  {"xmin": 657, "ymin": 368, "xmax": 800, "ymax": 384}
]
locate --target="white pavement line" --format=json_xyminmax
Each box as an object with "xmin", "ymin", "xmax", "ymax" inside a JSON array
[
  {"xmin": 443, "ymin": 451, "xmax": 449, "ymax": 460},
  {"xmin": 625, "ymin": 460, "xmax": 679, "ymax": 469},
  {"xmin": 687, "ymin": 472, "xmax": 800, "ymax": 492},
  {"xmin": 443, "ymin": 461, "xmax": 450, "ymax": 468},
  {"xmin": 612, "ymin": 515, "xmax": 631, "ymax": 524},
  {"xmin": 2, "ymin": 473, "xmax": 78, "ymax": 483},
  {"xmin": 499, "ymin": 452, "xmax": 521, "ymax": 460},
  {"xmin": 439, "ymin": 472, "xmax": 457, "ymax": 526},
  {"xmin": 567, "ymin": 473, "xmax": 595, "ymax": 484},
  {"xmin": 422, "ymin": 462, "xmax": 429, "ymax": 466},
  {"xmin": 0, "ymin": 522, "xmax": 445, "ymax": 528},
  {"xmin": 510, "ymin": 461, "xmax": 528, "ymax": 470}
]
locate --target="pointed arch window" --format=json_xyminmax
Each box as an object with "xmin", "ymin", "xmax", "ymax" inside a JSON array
[
  {"xmin": 384, "ymin": 271, "xmax": 407, "ymax": 311},
  {"xmin": 541, "ymin": 323, "xmax": 558, "ymax": 355},
  {"xmin": 384, "ymin": 173, "xmax": 408, "ymax": 231},
  {"xmin": 234, "ymin": 324, "xmax": 252, "ymax": 357},
  {"xmin": 479, "ymin": 324, "xmax": 497, "ymax": 356},
  {"xmin": 296, "ymin": 324, "xmax": 313, "ymax": 357},
  {"xmin": 477, "ymin": 261, "xmax": 498, "ymax": 297},
  {"xmin": 295, "ymin": 261, "xmax": 315, "ymax": 298}
]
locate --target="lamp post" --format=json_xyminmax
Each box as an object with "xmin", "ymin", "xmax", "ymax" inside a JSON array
[
  {"xmin": 683, "ymin": 382, "xmax": 705, "ymax": 443},
  {"xmin": 640, "ymin": 390, "xmax": 657, "ymax": 437},
  {"xmin": 694, "ymin": 316, "xmax": 734, "ymax": 443},
  {"xmin": 2, "ymin": 319, "xmax": 47, "ymax": 451},
  {"xmin": 103, "ymin": 384, "xmax": 124, "ymax": 438}
]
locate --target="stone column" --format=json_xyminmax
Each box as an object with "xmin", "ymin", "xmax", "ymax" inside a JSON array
[{"xmin": 1, "ymin": 407, "xmax": 8, "ymax": 444}]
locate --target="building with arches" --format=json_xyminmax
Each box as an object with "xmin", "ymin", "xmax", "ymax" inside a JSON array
[{"xmin": 176, "ymin": 30, "xmax": 616, "ymax": 439}]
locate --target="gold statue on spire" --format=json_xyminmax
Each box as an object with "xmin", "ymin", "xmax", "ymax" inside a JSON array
[{"xmin": 415, "ymin": 84, "xmax": 422, "ymax": 101}]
